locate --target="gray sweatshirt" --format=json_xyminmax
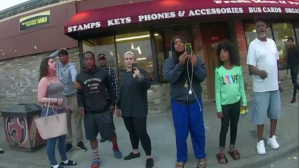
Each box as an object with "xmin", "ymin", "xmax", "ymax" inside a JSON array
[{"xmin": 162, "ymin": 36, "xmax": 207, "ymax": 104}]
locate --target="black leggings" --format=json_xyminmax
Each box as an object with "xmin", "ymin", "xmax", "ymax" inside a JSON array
[
  {"xmin": 219, "ymin": 101, "xmax": 240, "ymax": 149},
  {"xmin": 290, "ymin": 65, "xmax": 299, "ymax": 97},
  {"xmin": 123, "ymin": 117, "xmax": 152, "ymax": 156}
]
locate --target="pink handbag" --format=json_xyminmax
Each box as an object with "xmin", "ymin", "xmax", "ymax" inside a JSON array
[{"xmin": 35, "ymin": 99, "xmax": 68, "ymax": 140}]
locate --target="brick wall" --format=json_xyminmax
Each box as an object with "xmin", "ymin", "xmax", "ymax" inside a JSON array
[
  {"xmin": 0, "ymin": 47, "xmax": 171, "ymax": 114},
  {"xmin": 193, "ymin": 26, "xmax": 208, "ymax": 101},
  {"xmin": 0, "ymin": 48, "xmax": 80, "ymax": 112},
  {"xmin": 147, "ymin": 84, "xmax": 170, "ymax": 114},
  {"xmin": 235, "ymin": 19, "xmax": 253, "ymax": 98}
]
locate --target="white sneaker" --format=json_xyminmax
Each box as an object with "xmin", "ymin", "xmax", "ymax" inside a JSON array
[
  {"xmin": 256, "ymin": 140, "xmax": 266, "ymax": 155},
  {"xmin": 267, "ymin": 135, "xmax": 280, "ymax": 149}
]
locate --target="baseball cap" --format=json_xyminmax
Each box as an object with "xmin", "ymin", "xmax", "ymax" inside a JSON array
[
  {"xmin": 98, "ymin": 54, "xmax": 106, "ymax": 59},
  {"xmin": 254, "ymin": 16, "xmax": 266, "ymax": 24}
]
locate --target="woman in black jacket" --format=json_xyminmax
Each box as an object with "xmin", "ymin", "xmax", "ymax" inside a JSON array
[{"xmin": 116, "ymin": 51, "xmax": 153, "ymax": 168}]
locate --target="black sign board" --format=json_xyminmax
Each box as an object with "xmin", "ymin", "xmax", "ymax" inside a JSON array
[{"xmin": 20, "ymin": 11, "xmax": 50, "ymax": 31}]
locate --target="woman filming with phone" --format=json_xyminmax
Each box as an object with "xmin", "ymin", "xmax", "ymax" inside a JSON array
[
  {"xmin": 163, "ymin": 36, "xmax": 207, "ymax": 168},
  {"xmin": 116, "ymin": 51, "xmax": 154, "ymax": 168}
]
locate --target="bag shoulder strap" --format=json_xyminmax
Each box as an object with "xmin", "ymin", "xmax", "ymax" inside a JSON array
[{"xmin": 45, "ymin": 98, "xmax": 57, "ymax": 117}]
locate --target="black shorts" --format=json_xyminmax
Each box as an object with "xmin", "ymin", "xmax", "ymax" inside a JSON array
[{"xmin": 84, "ymin": 112, "xmax": 115, "ymax": 140}]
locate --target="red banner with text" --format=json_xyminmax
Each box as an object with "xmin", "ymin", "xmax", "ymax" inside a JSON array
[{"xmin": 65, "ymin": 0, "xmax": 299, "ymax": 33}]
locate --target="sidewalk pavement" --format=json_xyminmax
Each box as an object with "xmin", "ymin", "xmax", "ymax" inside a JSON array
[{"xmin": 0, "ymin": 90, "xmax": 298, "ymax": 168}]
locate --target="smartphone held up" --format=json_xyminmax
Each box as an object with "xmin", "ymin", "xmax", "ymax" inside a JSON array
[
  {"xmin": 185, "ymin": 43, "xmax": 193, "ymax": 55},
  {"xmin": 131, "ymin": 62, "xmax": 138, "ymax": 74}
]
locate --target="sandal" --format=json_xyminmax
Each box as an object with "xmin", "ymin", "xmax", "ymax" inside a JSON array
[
  {"xmin": 228, "ymin": 150, "xmax": 240, "ymax": 160},
  {"xmin": 175, "ymin": 162, "xmax": 184, "ymax": 168},
  {"xmin": 60, "ymin": 160, "xmax": 77, "ymax": 166},
  {"xmin": 197, "ymin": 158, "xmax": 207, "ymax": 168},
  {"xmin": 216, "ymin": 153, "xmax": 228, "ymax": 164}
]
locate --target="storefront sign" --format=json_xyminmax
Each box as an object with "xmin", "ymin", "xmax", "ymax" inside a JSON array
[
  {"xmin": 214, "ymin": 0, "xmax": 299, "ymax": 5},
  {"xmin": 65, "ymin": 0, "xmax": 299, "ymax": 33},
  {"xmin": 20, "ymin": 11, "xmax": 50, "ymax": 31}
]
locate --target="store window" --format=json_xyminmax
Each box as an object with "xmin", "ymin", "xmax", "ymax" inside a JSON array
[
  {"xmin": 296, "ymin": 28, "xmax": 299, "ymax": 44},
  {"xmin": 272, "ymin": 23, "xmax": 295, "ymax": 70},
  {"xmin": 295, "ymin": 23, "xmax": 299, "ymax": 45},
  {"xmin": 155, "ymin": 33, "xmax": 166, "ymax": 82},
  {"xmin": 115, "ymin": 32, "xmax": 154, "ymax": 81},
  {"xmin": 82, "ymin": 36, "xmax": 117, "ymax": 71},
  {"xmin": 243, "ymin": 23, "xmax": 273, "ymax": 48}
]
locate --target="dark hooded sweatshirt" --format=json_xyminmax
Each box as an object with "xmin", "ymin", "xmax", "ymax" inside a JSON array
[
  {"xmin": 162, "ymin": 36, "xmax": 207, "ymax": 105},
  {"xmin": 287, "ymin": 45, "xmax": 299, "ymax": 68},
  {"xmin": 116, "ymin": 68, "xmax": 151, "ymax": 117},
  {"xmin": 76, "ymin": 66, "xmax": 116, "ymax": 114}
]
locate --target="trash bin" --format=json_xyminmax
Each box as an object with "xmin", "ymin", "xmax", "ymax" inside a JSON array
[{"xmin": 2, "ymin": 103, "xmax": 46, "ymax": 152}]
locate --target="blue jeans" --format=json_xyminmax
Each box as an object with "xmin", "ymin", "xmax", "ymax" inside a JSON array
[
  {"xmin": 290, "ymin": 65, "xmax": 299, "ymax": 97},
  {"xmin": 41, "ymin": 107, "xmax": 67, "ymax": 165},
  {"xmin": 171, "ymin": 99, "xmax": 206, "ymax": 162}
]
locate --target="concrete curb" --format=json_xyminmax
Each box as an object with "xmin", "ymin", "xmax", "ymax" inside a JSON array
[
  {"xmin": 241, "ymin": 141, "xmax": 299, "ymax": 168},
  {"xmin": 193, "ymin": 140, "xmax": 299, "ymax": 168}
]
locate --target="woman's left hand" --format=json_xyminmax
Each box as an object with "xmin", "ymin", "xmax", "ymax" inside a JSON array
[
  {"xmin": 190, "ymin": 55, "xmax": 197, "ymax": 66},
  {"xmin": 133, "ymin": 68, "xmax": 142, "ymax": 78}
]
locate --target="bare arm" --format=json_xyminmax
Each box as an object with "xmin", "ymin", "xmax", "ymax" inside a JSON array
[
  {"xmin": 248, "ymin": 65, "xmax": 261, "ymax": 75},
  {"xmin": 37, "ymin": 77, "xmax": 59, "ymax": 104}
]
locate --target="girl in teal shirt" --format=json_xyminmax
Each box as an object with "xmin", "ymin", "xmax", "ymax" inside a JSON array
[{"xmin": 215, "ymin": 41, "xmax": 247, "ymax": 164}]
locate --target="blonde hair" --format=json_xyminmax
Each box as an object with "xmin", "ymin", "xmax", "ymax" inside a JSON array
[{"xmin": 123, "ymin": 51, "xmax": 136, "ymax": 60}]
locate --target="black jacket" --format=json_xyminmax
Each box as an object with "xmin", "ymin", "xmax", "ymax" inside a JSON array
[
  {"xmin": 76, "ymin": 66, "xmax": 116, "ymax": 114},
  {"xmin": 287, "ymin": 45, "xmax": 299, "ymax": 68}
]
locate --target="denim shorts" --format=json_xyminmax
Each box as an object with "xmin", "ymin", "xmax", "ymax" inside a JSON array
[
  {"xmin": 251, "ymin": 90, "xmax": 281, "ymax": 125},
  {"xmin": 41, "ymin": 107, "xmax": 65, "ymax": 117}
]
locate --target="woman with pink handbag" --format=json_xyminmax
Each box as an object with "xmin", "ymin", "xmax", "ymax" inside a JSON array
[{"xmin": 37, "ymin": 57, "xmax": 77, "ymax": 168}]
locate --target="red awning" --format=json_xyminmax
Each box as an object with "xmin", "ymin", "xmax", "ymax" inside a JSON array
[{"xmin": 64, "ymin": 0, "xmax": 299, "ymax": 34}]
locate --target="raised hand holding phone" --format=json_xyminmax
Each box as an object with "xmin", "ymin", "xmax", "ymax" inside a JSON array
[
  {"xmin": 185, "ymin": 43, "xmax": 193, "ymax": 55},
  {"xmin": 133, "ymin": 68, "xmax": 141, "ymax": 78},
  {"xmin": 131, "ymin": 62, "xmax": 142, "ymax": 78}
]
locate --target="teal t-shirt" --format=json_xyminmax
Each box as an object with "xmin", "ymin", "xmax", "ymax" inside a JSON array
[{"xmin": 215, "ymin": 65, "xmax": 247, "ymax": 112}]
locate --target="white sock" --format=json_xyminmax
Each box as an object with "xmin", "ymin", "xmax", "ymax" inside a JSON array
[
  {"xmin": 62, "ymin": 160, "xmax": 69, "ymax": 164},
  {"xmin": 52, "ymin": 165, "xmax": 59, "ymax": 168}
]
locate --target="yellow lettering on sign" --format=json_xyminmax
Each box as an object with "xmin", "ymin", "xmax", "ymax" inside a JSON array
[
  {"xmin": 22, "ymin": 17, "xmax": 48, "ymax": 27},
  {"xmin": 37, "ymin": 17, "xmax": 47, "ymax": 24},
  {"xmin": 22, "ymin": 20, "xmax": 37, "ymax": 27}
]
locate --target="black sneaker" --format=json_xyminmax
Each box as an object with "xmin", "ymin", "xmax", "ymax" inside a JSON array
[
  {"xmin": 124, "ymin": 152, "xmax": 140, "ymax": 160},
  {"xmin": 146, "ymin": 158, "xmax": 154, "ymax": 168},
  {"xmin": 66, "ymin": 143, "xmax": 73, "ymax": 154},
  {"xmin": 77, "ymin": 141, "xmax": 87, "ymax": 152},
  {"xmin": 100, "ymin": 138, "xmax": 109, "ymax": 143},
  {"xmin": 0, "ymin": 148, "xmax": 4, "ymax": 154}
]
